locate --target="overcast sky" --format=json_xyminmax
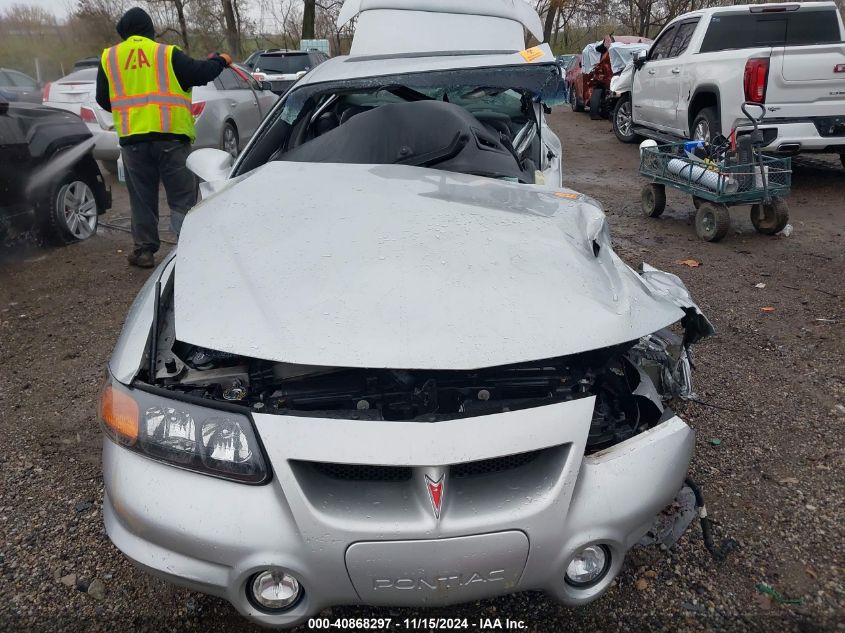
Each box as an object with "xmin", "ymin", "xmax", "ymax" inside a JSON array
[{"xmin": 1, "ymin": 0, "xmax": 71, "ymax": 17}]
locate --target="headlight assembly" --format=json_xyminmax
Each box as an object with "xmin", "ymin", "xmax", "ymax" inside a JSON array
[{"xmin": 99, "ymin": 376, "xmax": 270, "ymax": 484}]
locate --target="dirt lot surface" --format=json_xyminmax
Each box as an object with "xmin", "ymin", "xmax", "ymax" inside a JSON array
[{"xmin": 1, "ymin": 108, "xmax": 843, "ymax": 632}]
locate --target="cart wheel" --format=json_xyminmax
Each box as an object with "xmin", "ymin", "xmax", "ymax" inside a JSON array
[
  {"xmin": 750, "ymin": 198, "xmax": 789, "ymax": 235},
  {"xmin": 692, "ymin": 196, "xmax": 705, "ymax": 210},
  {"xmin": 641, "ymin": 184, "xmax": 666, "ymax": 218},
  {"xmin": 695, "ymin": 203, "xmax": 731, "ymax": 242}
]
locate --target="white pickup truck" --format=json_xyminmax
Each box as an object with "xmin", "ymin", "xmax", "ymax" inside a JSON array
[{"xmin": 610, "ymin": 2, "xmax": 845, "ymax": 167}]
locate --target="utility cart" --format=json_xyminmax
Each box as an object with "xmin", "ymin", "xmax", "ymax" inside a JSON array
[{"xmin": 638, "ymin": 103, "xmax": 792, "ymax": 242}]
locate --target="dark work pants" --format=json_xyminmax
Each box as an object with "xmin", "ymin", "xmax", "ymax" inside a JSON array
[{"xmin": 121, "ymin": 140, "xmax": 197, "ymax": 254}]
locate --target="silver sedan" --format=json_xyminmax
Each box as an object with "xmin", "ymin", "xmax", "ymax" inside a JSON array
[{"xmin": 44, "ymin": 66, "xmax": 276, "ymax": 170}]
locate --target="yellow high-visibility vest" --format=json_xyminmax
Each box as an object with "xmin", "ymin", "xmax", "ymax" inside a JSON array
[{"xmin": 101, "ymin": 36, "xmax": 195, "ymax": 141}]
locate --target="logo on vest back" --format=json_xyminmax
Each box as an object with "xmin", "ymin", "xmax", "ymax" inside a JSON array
[{"xmin": 124, "ymin": 48, "xmax": 151, "ymax": 70}]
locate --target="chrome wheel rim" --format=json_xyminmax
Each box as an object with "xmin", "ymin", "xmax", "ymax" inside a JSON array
[
  {"xmin": 701, "ymin": 211, "xmax": 715, "ymax": 235},
  {"xmin": 616, "ymin": 101, "xmax": 633, "ymax": 137},
  {"xmin": 693, "ymin": 120, "xmax": 711, "ymax": 142},
  {"xmin": 58, "ymin": 181, "xmax": 97, "ymax": 239},
  {"xmin": 223, "ymin": 126, "xmax": 238, "ymax": 157}
]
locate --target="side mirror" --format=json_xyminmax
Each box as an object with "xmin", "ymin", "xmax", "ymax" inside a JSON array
[
  {"xmin": 186, "ymin": 148, "xmax": 233, "ymax": 183},
  {"xmin": 633, "ymin": 50, "xmax": 647, "ymax": 70},
  {"xmin": 259, "ymin": 80, "xmax": 272, "ymax": 91}
]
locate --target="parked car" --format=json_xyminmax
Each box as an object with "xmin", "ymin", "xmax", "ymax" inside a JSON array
[
  {"xmin": 556, "ymin": 53, "xmax": 577, "ymax": 72},
  {"xmin": 0, "ymin": 68, "xmax": 42, "ymax": 104},
  {"xmin": 73, "ymin": 57, "xmax": 101, "ymax": 69},
  {"xmin": 610, "ymin": 0, "xmax": 845, "ymax": 168},
  {"xmin": 247, "ymin": 49, "xmax": 328, "ymax": 94},
  {"xmin": 564, "ymin": 53, "xmax": 582, "ymax": 96},
  {"xmin": 99, "ymin": 0, "xmax": 716, "ymax": 628},
  {"xmin": 569, "ymin": 36, "xmax": 651, "ymax": 119},
  {"xmin": 44, "ymin": 66, "xmax": 277, "ymax": 169},
  {"xmin": 0, "ymin": 97, "xmax": 110, "ymax": 243}
]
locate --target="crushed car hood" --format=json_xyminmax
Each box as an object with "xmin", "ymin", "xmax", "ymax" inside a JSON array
[{"xmin": 175, "ymin": 163, "xmax": 687, "ymax": 369}]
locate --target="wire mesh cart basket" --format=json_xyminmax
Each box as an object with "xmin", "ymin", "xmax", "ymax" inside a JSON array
[{"xmin": 638, "ymin": 104, "xmax": 792, "ymax": 242}]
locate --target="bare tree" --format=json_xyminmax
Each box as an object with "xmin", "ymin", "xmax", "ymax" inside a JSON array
[
  {"xmin": 221, "ymin": 0, "xmax": 241, "ymax": 56},
  {"xmin": 302, "ymin": 0, "xmax": 315, "ymax": 39}
]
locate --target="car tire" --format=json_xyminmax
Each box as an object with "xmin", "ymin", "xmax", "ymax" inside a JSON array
[
  {"xmin": 39, "ymin": 171, "xmax": 100, "ymax": 244},
  {"xmin": 750, "ymin": 198, "xmax": 789, "ymax": 235},
  {"xmin": 102, "ymin": 160, "xmax": 120, "ymax": 176},
  {"xmin": 571, "ymin": 86, "xmax": 585, "ymax": 112},
  {"xmin": 612, "ymin": 95, "xmax": 640, "ymax": 143},
  {"xmin": 692, "ymin": 107, "xmax": 719, "ymax": 143},
  {"xmin": 221, "ymin": 121, "xmax": 239, "ymax": 158},
  {"xmin": 589, "ymin": 88, "xmax": 604, "ymax": 120},
  {"xmin": 641, "ymin": 184, "xmax": 666, "ymax": 218},
  {"xmin": 695, "ymin": 202, "xmax": 731, "ymax": 242}
]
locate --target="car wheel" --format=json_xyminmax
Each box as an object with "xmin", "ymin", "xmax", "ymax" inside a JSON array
[
  {"xmin": 750, "ymin": 198, "xmax": 789, "ymax": 235},
  {"xmin": 221, "ymin": 122, "xmax": 239, "ymax": 158},
  {"xmin": 641, "ymin": 184, "xmax": 666, "ymax": 218},
  {"xmin": 695, "ymin": 202, "xmax": 731, "ymax": 242},
  {"xmin": 589, "ymin": 88, "xmax": 604, "ymax": 120},
  {"xmin": 612, "ymin": 95, "xmax": 640, "ymax": 143},
  {"xmin": 692, "ymin": 107, "xmax": 719, "ymax": 143},
  {"xmin": 40, "ymin": 172, "xmax": 99, "ymax": 244}
]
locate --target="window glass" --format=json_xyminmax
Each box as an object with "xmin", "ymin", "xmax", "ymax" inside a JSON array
[
  {"xmin": 700, "ymin": 9, "xmax": 842, "ymax": 52},
  {"xmin": 218, "ymin": 68, "xmax": 241, "ymax": 90},
  {"xmin": 62, "ymin": 68, "xmax": 97, "ymax": 82},
  {"xmin": 669, "ymin": 20, "xmax": 700, "ymax": 57},
  {"xmin": 649, "ymin": 26, "xmax": 677, "ymax": 60},
  {"xmin": 0, "ymin": 71, "xmax": 11, "ymax": 86},
  {"xmin": 7, "ymin": 71, "xmax": 37, "ymax": 87},
  {"xmin": 256, "ymin": 54, "xmax": 311, "ymax": 74}
]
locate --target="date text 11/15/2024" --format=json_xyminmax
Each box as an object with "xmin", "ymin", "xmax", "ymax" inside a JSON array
[{"xmin": 307, "ymin": 617, "xmax": 529, "ymax": 630}]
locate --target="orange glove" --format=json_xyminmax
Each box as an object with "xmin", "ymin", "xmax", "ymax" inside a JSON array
[{"xmin": 207, "ymin": 52, "xmax": 232, "ymax": 66}]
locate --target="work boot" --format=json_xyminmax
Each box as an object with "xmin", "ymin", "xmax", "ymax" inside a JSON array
[{"xmin": 127, "ymin": 249, "xmax": 155, "ymax": 269}]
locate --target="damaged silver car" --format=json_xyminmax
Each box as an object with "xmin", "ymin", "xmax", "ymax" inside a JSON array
[{"xmin": 99, "ymin": 0, "xmax": 720, "ymax": 627}]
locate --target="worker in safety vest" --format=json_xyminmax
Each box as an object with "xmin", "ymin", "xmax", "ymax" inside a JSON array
[{"xmin": 96, "ymin": 7, "xmax": 231, "ymax": 268}]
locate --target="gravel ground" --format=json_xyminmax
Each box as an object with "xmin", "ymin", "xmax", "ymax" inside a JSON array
[{"xmin": 0, "ymin": 108, "xmax": 843, "ymax": 632}]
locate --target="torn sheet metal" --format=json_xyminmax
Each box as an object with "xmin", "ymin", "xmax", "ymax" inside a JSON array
[
  {"xmin": 639, "ymin": 485, "xmax": 697, "ymax": 548},
  {"xmin": 637, "ymin": 263, "xmax": 716, "ymax": 347}
]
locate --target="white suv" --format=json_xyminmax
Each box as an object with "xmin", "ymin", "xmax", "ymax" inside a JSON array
[{"xmin": 611, "ymin": 2, "xmax": 845, "ymax": 166}]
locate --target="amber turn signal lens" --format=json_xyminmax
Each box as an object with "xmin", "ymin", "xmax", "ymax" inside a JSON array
[{"xmin": 99, "ymin": 382, "xmax": 140, "ymax": 444}]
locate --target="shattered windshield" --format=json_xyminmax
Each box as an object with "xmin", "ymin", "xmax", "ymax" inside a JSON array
[{"xmin": 235, "ymin": 64, "xmax": 564, "ymax": 182}]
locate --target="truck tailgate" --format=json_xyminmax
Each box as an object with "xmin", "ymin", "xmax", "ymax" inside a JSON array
[
  {"xmin": 780, "ymin": 44, "xmax": 845, "ymax": 82},
  {"xmin": 768, "ymin": 44, "xmax": 845, "ymax": 108}
]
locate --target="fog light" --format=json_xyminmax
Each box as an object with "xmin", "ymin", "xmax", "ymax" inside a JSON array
[
  {"xmin": 565, "ymin": 544, "xmax": 610, "ymax": 587},
  {"xmin": 249, "ymin": 570, "xmax": 302, "ymax": 611}
]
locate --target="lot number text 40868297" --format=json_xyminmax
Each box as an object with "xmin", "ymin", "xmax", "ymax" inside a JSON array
[{"xmin": 307, "ymin": 617, "xmax": 529, "ymax": 630}]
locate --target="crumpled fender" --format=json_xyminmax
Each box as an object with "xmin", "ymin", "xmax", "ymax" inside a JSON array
[{"xmin": 637, "ymin": 262, "xmax": 715, "ymax": 346}]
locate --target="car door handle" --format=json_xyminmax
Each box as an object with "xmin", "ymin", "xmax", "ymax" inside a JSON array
[
  {"xmin": 648, "ymin": 69, "xmax": 656, "ymax": 75},
  {"xmin": 671, "ymin": 68, "xmax": 681, "ymax": 74}
]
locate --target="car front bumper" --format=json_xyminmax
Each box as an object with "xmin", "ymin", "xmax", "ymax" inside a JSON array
[{"xmin": 103, "ymin": 395, "xmax": 694, "ymax": 628}]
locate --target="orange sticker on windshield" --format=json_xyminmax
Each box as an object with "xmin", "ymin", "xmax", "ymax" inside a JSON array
[{"xmin": 520, "ymin": 47, "xmax": 545, "ymax": 63}]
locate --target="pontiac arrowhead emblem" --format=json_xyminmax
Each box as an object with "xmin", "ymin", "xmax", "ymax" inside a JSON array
[{"xmin": 425, "ymin": 474, "xmax": 444, "ymax": 520}]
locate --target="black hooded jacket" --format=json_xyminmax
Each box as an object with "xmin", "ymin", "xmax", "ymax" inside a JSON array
[{"xmin": 96, "ymin": 7, "xmax": 228, "ymax": 145}]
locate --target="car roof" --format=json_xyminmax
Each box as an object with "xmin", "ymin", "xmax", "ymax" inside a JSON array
[
  {"xmin": 259, "ymin": 50, "xmax": 309, "ymax": 57},
  {"xmin": 673, "ymin": 0, "xmax": 836, "ymax": 20}
]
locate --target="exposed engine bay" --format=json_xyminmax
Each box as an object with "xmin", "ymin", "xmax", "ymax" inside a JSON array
[{"xmin": 147, "ymin": 284, "xmax": 696, "ymax": 453}]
